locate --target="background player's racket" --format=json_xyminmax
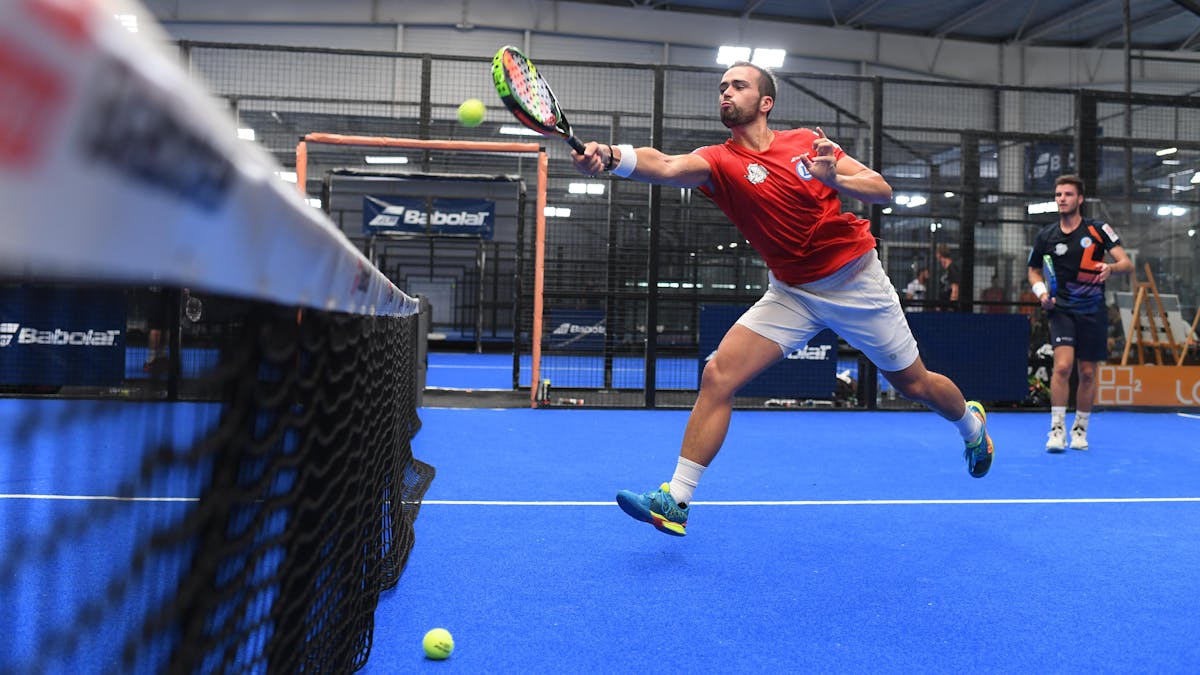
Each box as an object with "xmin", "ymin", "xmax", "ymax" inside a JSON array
[
  {"xmin": 1042, "ymin": 254, "xmax": 1057, "ymax": 297},
  {"xmin": 491, "ymin": 45, "xmax": 585, "ymax": 153}
]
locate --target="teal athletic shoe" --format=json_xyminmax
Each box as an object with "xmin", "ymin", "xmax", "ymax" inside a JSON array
[
  {"xmin": 616, "ymin": 483, "xmax": 689, "ymax": 536},
  {"xmin": 963, "ymin": 400, "xmax": 994, "ymax": 478}
]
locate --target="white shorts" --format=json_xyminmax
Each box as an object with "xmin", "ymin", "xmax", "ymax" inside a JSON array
[{"xmin": 735, "ymin": 249, "xmax": 920, "ymax": 372}]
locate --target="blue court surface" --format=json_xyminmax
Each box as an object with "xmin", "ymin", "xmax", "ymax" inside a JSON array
[
  {"xmin": 362, "ymin": 406, "xmax": 1200, "ymax": 673},
  {"xmin": 4, "ymin": 399, "xmax": 1199, "ymax": 672}
]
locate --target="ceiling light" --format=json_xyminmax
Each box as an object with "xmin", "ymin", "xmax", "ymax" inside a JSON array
[
  {"xmin": 236, "ymin": 128, "xmax": 255, "ymax": 141},
  {"xmin": 364, "ymin": 155, "xmax": 409, "ymax": 164},
  {"xmin": 1027, "ymin": 201, "xmax": 1056, "ymax": 214},
  {"xmin": 716, "ymin": 46, "xmax": 751, "ymax": 65},
  {"xmin": 1156, "ymin": 147, "xmax": 1178, "ymax": 156},
  {"xmin": 751, "ymin": 48, "xmax": 786, "ymax": 69}
]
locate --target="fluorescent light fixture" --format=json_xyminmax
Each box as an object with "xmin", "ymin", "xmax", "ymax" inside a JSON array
[
  {"xmin": 1157, "ymin": 205, "xmax": 1187, "ymax": 216},
  {"xmin": 716, "ymin": 45, "xmax": 751, "ymax": 65},
  {"xmin": 306, "ymin": 198, "xmax": 322, "ymax": 208},
  {"xmin": 114, "ymin": 14, "xmax": 138, "ymax": 32},
  {"xmin": 944, "ymin": 191, "xmax": 956, "ymax": 198},
  {"xmin": 500, "ymin": 125, "xmax": 542, "ymax": 137},
  {"xmin": 905, "ymin": 195, "xmax": 927, "ymax": 208},
  {"xmin": 276, "ymin": 171, "xmax": 297, "ymax": 184},
  {"xmin": 1027, "ymin": 201, "xmax": 1057, "ymax": 214},
  {"xmin": 1189, "ymin": 228, "xmax": 1196, "ymax": 237},
  {"xmin": 1192, "ymin": 172, "xmax": 1200, "ymax": 184},
  {"xmin": 568, "ymin": 182, "xmax": 605, "ymax": 195},
  {"xmin": 1162, "ymin": 159, "xmax": 1181, "ymax": 165},
  {"xmin": 236, "ymin": 127, "xmax": 255, "ymax": 141},
  {"xmin": 543, "ymin": 206, "xmax": 571, "ymax": 218},
  {"xmin": 881, "ymin": 207, "xmax": 893, "ymax": 214},
  {"xmin": 1156, "ymin": 147, "xmax": 1178, "ymax": 156},
  {"xmin": 751, "ymin": 48, "xmax": 786, "ymax": 69},
  {"xmin": 364, "ymin": 155, "xmax": 409, "ymax": 164},
  {"xmin": 894, "ymin": 195, "xmax": 909, "ymax": 205}
]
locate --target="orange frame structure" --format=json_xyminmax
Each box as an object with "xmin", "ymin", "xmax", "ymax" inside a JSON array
[{"xmin": 296, "ymin": 133, "xmax": 549, "ymax": 407}]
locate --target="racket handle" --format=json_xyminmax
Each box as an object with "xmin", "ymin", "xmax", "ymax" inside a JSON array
[{"xmin": 565, "ymin": 135, "xmax": 586, "ymax": 154}]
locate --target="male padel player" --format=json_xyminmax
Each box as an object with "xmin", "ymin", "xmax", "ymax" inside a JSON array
[
  {"xmin": 570, "ymin": 61, "xmax": 995, "ymax": 536},
  {"xmin": 1027, "ymin": 175, "xmax": 1131, "ymax": 452}
]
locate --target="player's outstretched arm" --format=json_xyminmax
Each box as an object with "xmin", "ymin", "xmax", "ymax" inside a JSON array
[{"xmin": 572, "ymin": 142, "xmax": 711, "ymax": 189}]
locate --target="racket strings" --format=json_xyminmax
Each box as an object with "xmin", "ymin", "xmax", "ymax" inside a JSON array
[{"xmin": 502, "ymin": 52, "xmax": 554, "ymax": 125}]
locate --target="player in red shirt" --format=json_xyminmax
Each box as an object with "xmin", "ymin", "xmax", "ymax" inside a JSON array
[{"xmin": 571, "ymin": 61, "xmax": 994, "ymax": 536}]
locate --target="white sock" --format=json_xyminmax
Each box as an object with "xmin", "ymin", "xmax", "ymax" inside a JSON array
[
  {"xmin": 1051, "ymin": 406, "xmax": 1067, "ymax": 428},
  {"xmin": 1073, "ymin": 411, "xmax": 1090, "ymax": 431},
  {"xmin": 668, "ymin": 457, "xmax": 706, "ymax": 506},
  {"xmin": 954, "ymin": 406, "xmax": 983, "ymax": 444}
]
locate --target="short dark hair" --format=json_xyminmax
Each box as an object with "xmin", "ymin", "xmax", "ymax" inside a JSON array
[
  {"xmin": 1055, "ymin": 174, "xmax": 1085, "ymax": 195},
  {"xmin": 728, "ymin": 60, "xmax": 777, "ymax": 115}
]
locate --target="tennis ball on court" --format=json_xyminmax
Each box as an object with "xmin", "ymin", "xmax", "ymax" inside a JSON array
[
  {"xmin": 457, "ymin": 98, "xmax": 486, "ymax": 127},
  {"xmin": 423, "ymin": 627, "xmax": 454, "ymax": 660}
]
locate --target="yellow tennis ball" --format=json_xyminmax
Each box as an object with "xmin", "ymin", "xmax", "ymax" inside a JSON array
[
  {"xmin": 423, "ymin": 627, "xmax": 454, "ymax": 660},
  {"xmin": 457, "ymin": 98, "xmax": 486, "ymax": 127}
]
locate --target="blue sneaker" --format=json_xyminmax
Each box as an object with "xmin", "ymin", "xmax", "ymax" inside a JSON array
[
  {"xmin": 963, "ymin": 401, "xmax": 993, "ymax": 478},
  {"xmin": 616, "ymin": 483, "xmax": 689, "ymax": 536}
]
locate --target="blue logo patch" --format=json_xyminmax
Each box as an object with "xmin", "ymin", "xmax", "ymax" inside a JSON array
[{"xmin": 795, "ymin": 161, "xmax": 812, "ymax": 181}]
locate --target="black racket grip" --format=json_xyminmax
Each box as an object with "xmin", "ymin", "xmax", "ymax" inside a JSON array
[{"xmin": 565, "ymin": 135, "xmax": 586, "ymax": 154}]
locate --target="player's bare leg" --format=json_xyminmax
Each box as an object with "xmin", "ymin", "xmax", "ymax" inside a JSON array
[
  {"xmin": 615, "ymin": 324, "xmax": 782, "ymax": 536},
  {"xmin": 883, "ymin": 357, "xmax": 993, "ymax": 477},
  {"xmin": 1070, "ymin": 359, "xmax": 1098, "ymax": 450},
  {"xmin": 1046, "ymin": 345, "xmax": 1076, "ymax": 452}
]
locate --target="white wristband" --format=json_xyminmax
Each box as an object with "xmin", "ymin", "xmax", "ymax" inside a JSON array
[
  {"xmin": 1032, "ymin": 281, "xmax": 1048, "ymax": 298},
  {"xmin": 610, "ymin": 144, "xmax": 637, "ymax": 177}
]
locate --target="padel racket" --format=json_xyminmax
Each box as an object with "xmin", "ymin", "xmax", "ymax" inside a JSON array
[
  {"xmin": 1041, "ymin": 254, "xmax": 1057, "ymax": 297},
  {"xmin": 492, "ymin": 45, "xmax": 585, "ymax": 153}
]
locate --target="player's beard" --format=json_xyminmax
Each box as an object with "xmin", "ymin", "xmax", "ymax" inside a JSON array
[{"xmin": 720, "ymin": 97, "xmax": 760, "ymax": 128}]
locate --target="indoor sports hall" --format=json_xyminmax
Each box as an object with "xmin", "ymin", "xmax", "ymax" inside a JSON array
[{"xmin": 3, "ymin": 0, "xmax": 1200, "ymax": 672}]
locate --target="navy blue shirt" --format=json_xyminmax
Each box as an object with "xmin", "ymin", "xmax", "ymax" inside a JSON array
[{"xmin": 1027, "ymin": 217, "xmax": 1122, "ymax": 314}]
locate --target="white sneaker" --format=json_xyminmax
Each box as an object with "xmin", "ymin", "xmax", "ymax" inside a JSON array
[
  {"xmin": 1070, "ymin": 426, "xmax": 1089, "ymax": 451},
  {"xmin": 1046, "ymin": 424, "xmax": 1067, "ymax": 453}
]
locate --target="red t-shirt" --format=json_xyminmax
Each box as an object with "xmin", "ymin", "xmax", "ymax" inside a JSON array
[{"xmin": 694, "ymin": 128, "xmax": 876, "ymax": 285}]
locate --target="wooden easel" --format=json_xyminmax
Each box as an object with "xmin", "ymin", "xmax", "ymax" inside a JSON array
[{"xmin": 1121, "ymin": 264, "xmax": 1183, "ymax": 365}]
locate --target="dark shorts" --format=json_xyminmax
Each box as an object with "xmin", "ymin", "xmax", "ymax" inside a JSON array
[{"xmin": 1047, "ymin": 307, "xmax": 1109, "ymax": 362}]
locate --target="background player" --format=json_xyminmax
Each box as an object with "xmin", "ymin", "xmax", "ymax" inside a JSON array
[{"xmin": 1027, "ymin": 174, "xmax": 1132, "ymax": 452}]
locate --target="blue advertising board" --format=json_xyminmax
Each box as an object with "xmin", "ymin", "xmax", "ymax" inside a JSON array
[
  {"xmin": 363, "ymin": 195, "xmax": 495, "ymax": 238},
  {"xmin": 699, "ymin": 304, "xmax": 838, "ymax": 398},
  {"xmin": 0, "ymin": 286, "xmax": 126, "ymax": 386},
  {"xmin": 907, "ymin": 312, "xmax": 1029, "ymax": 402},
  {"xmin": 546, "ymin": 309, "xmax": 605, "ymax": 352}
]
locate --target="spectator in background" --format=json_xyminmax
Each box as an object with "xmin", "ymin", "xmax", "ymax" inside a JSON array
[
  {"xmin": 904, "ymin": 267, "xmax": 929, "ymax": 312},
  {"xmin": 981, "ymin": 274, "xmax": 1007, "ymax": 314},
  {"xmin": 934, "ymin": 245, "xmax": 960, "ymax": 310}
]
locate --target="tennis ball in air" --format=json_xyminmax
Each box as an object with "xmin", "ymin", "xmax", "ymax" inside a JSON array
[
  {"xmin": 423, "ymin": 627, "xmax": 454, "ymax": 660},
  {"xmin": 457, "ymin": 98, "xmax": 486, "ymax": 127}
]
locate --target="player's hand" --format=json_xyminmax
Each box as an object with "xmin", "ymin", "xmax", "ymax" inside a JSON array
[
  {"xmin": 1039, "ymin": 293, "xmax": 1056, "ymax": 310},
  {"xmin": 571, "ymin": 141, "xmax": 608, "ymax": 177},
  {"xmin": 1095, "ymin": 262, "xmax": 1111, "ymax": 282},
  {"xmin": 799, "ymin": 127, "xmax": 840, "ymax": 184}
]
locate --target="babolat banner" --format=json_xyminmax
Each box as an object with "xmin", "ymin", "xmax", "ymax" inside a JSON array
[
  {"xmin": 699, "ymin": 304, "xmax": 838, "ymax": 398},
  {"xmin": 363, "ymin": 195, "xmax": 495, "ymax": 238},
  {"xmin": 546, "ymin": 309, "xmax": 606, "ymax": 351},
  {"xmin": 0, "ymin": 286, "xmax": 126, "ymax": 386}
]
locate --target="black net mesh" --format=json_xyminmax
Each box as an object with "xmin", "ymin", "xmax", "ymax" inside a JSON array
[{"xmin": 0, "ymin": 285, "xmax": 433, "ymax": 674}]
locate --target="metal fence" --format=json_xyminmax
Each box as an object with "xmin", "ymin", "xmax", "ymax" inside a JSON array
[{"xmin": 181, "ymin": 41, "xmax": 1200, "ymax": 407}]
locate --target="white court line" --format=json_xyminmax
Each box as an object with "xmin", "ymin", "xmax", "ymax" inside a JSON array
[
  {"xmin": 423, "ymin": 497, "xmax": 1200, "ymax": 506},
  {"xmin": 1179, "ymin": 412, "xmax": 1200, "ymax": 420},
  {"xmin": 5, "ymin": 496, "xmax": 1196, "ymax": 505},
  {"xmin": 0, "ymin": 494, "xmax": 197, "ymax": 502}
]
